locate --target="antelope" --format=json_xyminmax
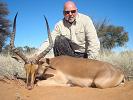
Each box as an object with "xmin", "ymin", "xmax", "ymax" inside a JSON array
[{"xmin": 10, "ymin": 13, "xmax": 125, "ymax": 89}]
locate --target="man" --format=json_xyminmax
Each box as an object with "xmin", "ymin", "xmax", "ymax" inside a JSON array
[{"xmin": 36, "ymin": 1, "xmax": 100, "ymax": 59}]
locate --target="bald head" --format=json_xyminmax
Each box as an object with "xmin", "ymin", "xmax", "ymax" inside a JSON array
[
  {"xmin": 63, "ymin": 1, "xmax": 78, "ymax": 23},
  {"xmin": 64, "ymin": 1, "xmax": 77, "ymax": 11}
]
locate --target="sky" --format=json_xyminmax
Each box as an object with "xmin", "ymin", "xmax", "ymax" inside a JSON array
[{"xmin": 1, "ymin": 0, "xmax": 133, "ymax": 51}]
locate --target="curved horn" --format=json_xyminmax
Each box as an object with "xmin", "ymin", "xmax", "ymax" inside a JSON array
[
  {"xmin": 10, "ymin": 12, "xmax": 18, "ymax": 49},
  {"xmin": 35, "ymin": 16, "xmax": 53, "ymax": 61},
  {"xmin": 10, "ymin": 13, "xmax": 28, "ymax": 63}
]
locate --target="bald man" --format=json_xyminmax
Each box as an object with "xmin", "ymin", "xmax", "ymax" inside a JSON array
[{"xmin": 36, "ymin": 1, "xmax": 100, "ymax": 59}]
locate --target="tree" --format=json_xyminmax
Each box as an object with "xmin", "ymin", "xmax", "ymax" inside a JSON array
[
  {"xmin": 0, "ymin": 2, "xmax": 11, "ymax": 52},
  {"xmin": 95, "ymin": 19, "xmax": 128, "ymax": 50}
]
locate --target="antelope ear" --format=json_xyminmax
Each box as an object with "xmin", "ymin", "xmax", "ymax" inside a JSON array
[
  {"xmin": 12, "ymin": 55, "xmax": 23, "ymax": 63},
  {"xmin": 46, "ymin": 58, "xmax": 50, "ymax": 64}
]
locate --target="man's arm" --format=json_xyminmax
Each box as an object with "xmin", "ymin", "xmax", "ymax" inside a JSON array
[{"xmin": 84, "ymin": 16, "xmax": 100, "ymax": 59}]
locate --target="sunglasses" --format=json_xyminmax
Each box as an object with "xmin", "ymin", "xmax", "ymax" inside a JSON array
[{"xmin": 64, "ymin": 10, "xmax": 76, "ymax": 15}]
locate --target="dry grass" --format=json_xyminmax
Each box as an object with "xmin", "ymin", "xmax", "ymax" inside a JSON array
[
  {"xmin": 0, "ymin": 50, "xmax": 133, "ymax": 80},
  {"xmin": 0, "ymin": 54, "xmax": 25, "ymax": 79}
]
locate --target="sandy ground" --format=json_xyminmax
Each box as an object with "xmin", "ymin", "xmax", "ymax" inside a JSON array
[{"xmin": 0, "ymin": 78, "xmax": 133, "ymax": 100}]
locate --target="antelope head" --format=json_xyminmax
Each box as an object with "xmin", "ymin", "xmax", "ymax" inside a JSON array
[{"xmin": 10, "ymin": 13, "xmax": 53, "ymax": 90}]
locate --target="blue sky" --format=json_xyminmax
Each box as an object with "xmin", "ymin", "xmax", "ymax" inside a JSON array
[{"xmin": 2, "ymin": 0, "xmax": 133, "ymax": 51}]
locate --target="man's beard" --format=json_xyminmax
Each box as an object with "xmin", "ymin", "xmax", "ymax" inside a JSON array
[{"xmin": 65, "ymin": 17, "xmax": 76, "ymax": 23}]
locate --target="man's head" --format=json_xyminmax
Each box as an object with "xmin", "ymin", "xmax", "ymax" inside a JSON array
[{"xmin": 63, "ymin": 1, "xmax": 78, "ymax": 23}]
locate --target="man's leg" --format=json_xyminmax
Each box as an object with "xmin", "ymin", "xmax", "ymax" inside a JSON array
[{"xmin": 53, "ymin": 35, "xmax": 76, "ymax": 57}]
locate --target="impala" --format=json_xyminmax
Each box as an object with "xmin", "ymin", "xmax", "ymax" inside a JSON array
[{"xmin": 10, "ymin": 13, "xmax": 125, "ymax": 89}]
